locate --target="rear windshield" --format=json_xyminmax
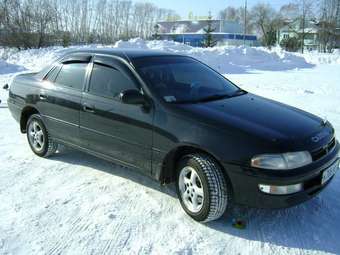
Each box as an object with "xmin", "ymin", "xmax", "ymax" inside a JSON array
[{"xmin": 132, "ymin": 56, "xmax": 239, "ymax": 103}]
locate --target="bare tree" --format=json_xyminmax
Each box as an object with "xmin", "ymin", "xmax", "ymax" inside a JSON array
[
  {"xmin": 299, "ymin": 0, "xmax": 315, "ymax": 53},
  {"xmin": 0, "ymin": 0, "xmax": 179, "ymax": 48},
  {"xmin": 250, "ymin": 3, "xmax": 279, "ymax": 48},
  {"xmin": 318, "ymin": 0, "xmax": 340, "ymax": 52},
  {"xmin": 219, "ymin": 7, "xmax": 238, "ymax": 21},
  {"xmin": 219, "ymin": 6, "xmax": 255, "ymax": 34},
  {"xmin": 279, "ymin": 3, "xmax": 300, "ymax": 20}
]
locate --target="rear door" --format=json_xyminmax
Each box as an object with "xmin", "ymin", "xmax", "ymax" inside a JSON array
[
  {"xmin": 40, "ymin": 54, "xmax": 91, "ymax": 146},
  {"xmin": 80, "ymin": 55, "xmax": 153, "ymax": 172}
]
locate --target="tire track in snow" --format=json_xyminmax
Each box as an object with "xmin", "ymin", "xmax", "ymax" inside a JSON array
[
  {"xmin": 48, "ymin": 203, "xmax": 100, "ymax": 255},
  {"xmin": 99, "ymin": 195, "xmax": 140, "ymax": 255}
]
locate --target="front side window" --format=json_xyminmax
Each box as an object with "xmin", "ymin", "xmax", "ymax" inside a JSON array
[
  {"xmin": 89, "ymin": 63, "xmax": 136, "ymax": 98},
  {"xmin": 55, "ymin": 63, "xmax": 88, "ymax": 90},
  {"xmin": 133, "ymin": 56, "xmax": 239, "ymax": 103}
]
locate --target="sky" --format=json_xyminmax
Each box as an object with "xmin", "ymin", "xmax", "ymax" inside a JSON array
[{"xmin": 133, "ymin": 0, "xmax": 290, "ymax": 19}]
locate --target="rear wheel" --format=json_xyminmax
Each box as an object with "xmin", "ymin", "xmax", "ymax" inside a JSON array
[
  {"xmin": 26, "ymin": 114, "xmax": 58, "ymax": 157},
  {"xmin": 176, "ymin": 153, "xmax": 230, "ymax": 222}
]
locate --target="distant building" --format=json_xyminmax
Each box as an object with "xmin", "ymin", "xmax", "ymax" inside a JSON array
[
  {"xmin": 278, "ymin": 20, "xmax": 319, "ymax": 51},
  {"xmin": 155, "ymin": 20, "xmax": 258, "ymax": 47},
  {"xmin": 278, "ymin": 19, "xmax": 340, "ymax": 51}
]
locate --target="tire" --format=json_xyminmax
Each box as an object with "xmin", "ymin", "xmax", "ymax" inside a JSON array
[
  {"xmin": 176, "ymin": 153, "xmax": 230, "ymax": 222},
  {"xmin": 26, "ymin": 114, "xmax": 58, "ymax": 157}
]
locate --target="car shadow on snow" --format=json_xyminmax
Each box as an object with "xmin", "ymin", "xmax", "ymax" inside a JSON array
[
  {"xmin": 51, "ymin": 146, "xmax": 178, "ymax": 199},
  {"xmin": 51, "ymin": 146, "xmax": 339, "ymax": 254},
  {"xmin": 206, "ymin": 184, "xmax": 340, "ymax": 254}
]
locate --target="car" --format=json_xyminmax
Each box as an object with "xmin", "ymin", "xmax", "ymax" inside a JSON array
[{"xmin": 6, "ymin": 49, "xmax": 340, "ymax": 222}]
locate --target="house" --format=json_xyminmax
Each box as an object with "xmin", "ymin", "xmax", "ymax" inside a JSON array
[
  {"xmin": 278, "ymin": 19, "xmax": 319, "ymax": 51},
  {"xmin": 155, "ymin": 20, "xmax": 258, "ymax": 47},
  {"xmin": 278, "ymin": 18, "xmax": 340, "ymax": 51}
]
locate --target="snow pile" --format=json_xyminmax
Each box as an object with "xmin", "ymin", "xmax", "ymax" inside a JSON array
[
  {"xmin": 114, "ymin": 38, "xmax": 150, "ymax": 50},
  {"xmin": 0, "ymin": 59, "xmax": 26, "ymax": 74},
  {"xmin": 2, "ymin": 39, "xmax": 340, "ymax": 75},
  {"xmin": 299, "ymin": 50, "xmax": 340, "ymax": 65},
  {"xmin": 3, "ymin": 38, "xmax": 337, "ymax": 75},
  {"xmin": 114, "ymin": 38, "xmax": 315, "ymax": 73},
  {"xmin": 4, "ymin": 47, "xmax": 68, "ymax": 72}
]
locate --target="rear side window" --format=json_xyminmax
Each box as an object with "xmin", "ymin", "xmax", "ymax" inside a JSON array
[
  {"xmin": 89, "ymin": 63, "xmax": 136, "ymax": 98},
  {"xmin": 55, "ymin": 63, "xmax": 88, "ymax": 90},
  {"xmin": 44, "ymin": 65, "xmax": 61, "ymax": 82}
]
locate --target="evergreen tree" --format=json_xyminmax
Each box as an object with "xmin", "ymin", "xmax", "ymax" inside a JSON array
[
  {"xmin": 203, "ymin": 12, "xmax": 217, "ymax": 47},
  {"xmin": 153, "ymin": 24, "xmax": 161, "ymax": 40},
  {"xmin": 62, "ymin": 32, "xmax": 71, "ymax": 48}
]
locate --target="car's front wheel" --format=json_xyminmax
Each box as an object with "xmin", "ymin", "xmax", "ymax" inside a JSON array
[
  {"xmin": 176, "ymin": 153, "xmax": 230, "ymax": 222},
  {"xmin": 26, "ymin": 114, "xmax": 58, "ymax": 157}
]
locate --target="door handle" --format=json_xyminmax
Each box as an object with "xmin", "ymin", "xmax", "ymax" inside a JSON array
[
  {"xmin": 83, "ymin": 104, "xmax": 95, "ymax": 113},
  {"xmin": 39, "ymin": 94, "xmax": 47, "ymax": 100}
]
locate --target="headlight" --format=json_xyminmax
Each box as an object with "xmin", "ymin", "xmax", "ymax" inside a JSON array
[{"xmin": 251, "ymin": 151, "xmax": 312, "ymax": 170}]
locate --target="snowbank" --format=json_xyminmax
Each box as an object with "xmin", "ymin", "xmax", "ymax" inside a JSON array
[
  {"xmin": 0, "ymin": 59, "xmax": 26, "ymax": 74},
  {"xmin": 1, "ymin": 38, "xmax": 333, "ymax": 76},
  {"xmin": 298, "ymin": 51, "xmax": 340, "ymax": 65},
  {"xmin": 4, "ymin": 47, "xmax": 69, "ymax": 72},
  {"xmin": 114, "ymin": 38, "xmax": 315, "ymax": 73}
]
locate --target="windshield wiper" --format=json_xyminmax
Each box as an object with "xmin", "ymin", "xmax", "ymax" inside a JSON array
[
  {"xmin": 197, "ymin": 93, "xmax": 231, "ymax": 102},
  {"xmin": 173, "ymin": 89, "xmax": 247, "ymax": 104},
  {"xmin": 194, "ymin": 89, "xmax": 247, "ymax": 102},
  {"xmin": 230, "ymin": 89, "xmax": 247, "ymax": 97},
  {"xmin": 176, "ymin": 93, "xmax": 230, "ymax": 104}
]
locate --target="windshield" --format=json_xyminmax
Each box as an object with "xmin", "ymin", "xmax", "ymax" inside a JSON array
[{"xmin": 132, "ymin": 56, "xmax": 241, "ymax": 103}]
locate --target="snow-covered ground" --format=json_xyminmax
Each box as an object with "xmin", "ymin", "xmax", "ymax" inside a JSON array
[{"xmin": 0, "ymin": 39, "xmax": 340, "ymax": 255}]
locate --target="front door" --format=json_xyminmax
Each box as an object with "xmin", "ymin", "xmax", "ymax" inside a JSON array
[{"xmin": 80, "ymin": 55, "xmax": 153, "ymax": 173}]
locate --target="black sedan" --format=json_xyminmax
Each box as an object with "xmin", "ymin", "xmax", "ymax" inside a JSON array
[{"xmin": 6, "ymin": 49, "xmax": 339, "ymax": 222}]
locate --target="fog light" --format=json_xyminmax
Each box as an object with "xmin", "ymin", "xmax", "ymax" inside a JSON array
[{"xmin": 259, "ymin": 183, "xmax": 303, "ymax": 195}]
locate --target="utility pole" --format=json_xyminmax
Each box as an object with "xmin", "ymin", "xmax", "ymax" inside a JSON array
[
  {"xmin": 301, "ymin": 0, "xmax": 305, "ymax": 53},
  {"xmin": 243, "ymin": 0, "xmax": 247, "ymax": 46}
]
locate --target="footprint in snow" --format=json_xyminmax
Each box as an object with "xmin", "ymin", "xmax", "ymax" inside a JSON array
[
  {"xmin": 108, "ymin": 214, "xmax": 116, "ymax": 219},
  {"xmin": 304, "ymin": 90, "xmax": 314, "ymax": 94}
]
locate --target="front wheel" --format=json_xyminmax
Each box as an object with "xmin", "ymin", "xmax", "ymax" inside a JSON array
[
  {"xmin": 26, "ymin": 114, "xmax": 58, "ymax": 157},
  {"xmin": 176, "ymin": 153, "xmax": 230, "ymax": 222}
]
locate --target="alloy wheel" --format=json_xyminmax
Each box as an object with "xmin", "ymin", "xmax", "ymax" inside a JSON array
[
  {"xmin": 178, "ymin": 166, "xmax": 204, "ymax": 213},
  {"xmin": 28, "ymin": 120, "xmax": 45, "ymax": 152}
]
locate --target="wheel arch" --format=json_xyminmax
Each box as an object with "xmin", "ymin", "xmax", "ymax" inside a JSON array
[
  {"xmin": 20, "ymin": 106, "xmax": 40, "ymax": 133},
  {"xmin": 159, "ymin": 143, "xmax": 229, "ymax": 184}
]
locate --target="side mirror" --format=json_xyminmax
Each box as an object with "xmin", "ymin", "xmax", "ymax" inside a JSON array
[
  {"xmin": 120, "ymin": 89, "xmax": 146, "ymax": 105},
  {"xmin": 3, "ymin": 84, "xmax": 9, "ymax": 90}
]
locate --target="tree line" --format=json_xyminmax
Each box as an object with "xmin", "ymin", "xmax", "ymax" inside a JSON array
[
  {"xmin": 0, "ymin": 0, "xmax": 339, "ymax": 52},
  {"xmin": 218, "ymin": 0, "xmax": 340, "ymax": 52},
  {"xmin": 0, "ymin": 0, "xmax": 180, "ymax": 49}
]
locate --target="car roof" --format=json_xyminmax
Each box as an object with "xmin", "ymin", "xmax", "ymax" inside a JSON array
[{"xmin": 65, "ymin": 48, "xmax": 180, "ymax": 62}]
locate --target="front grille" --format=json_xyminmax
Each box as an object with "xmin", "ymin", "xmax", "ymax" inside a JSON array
[{"xmin": 311, "ymin": 138, "xmax": 336, "ymax": 161}]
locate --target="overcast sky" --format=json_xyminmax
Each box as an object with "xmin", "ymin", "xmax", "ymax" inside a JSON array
[{"xmin": 132, "ymin": 0, "xmax": 289, "ymax": 19}]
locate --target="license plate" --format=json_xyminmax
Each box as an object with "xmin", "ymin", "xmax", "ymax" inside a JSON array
[{"xmin": 322, "ymin": 160, "xmax": 339, "ymax": 185}]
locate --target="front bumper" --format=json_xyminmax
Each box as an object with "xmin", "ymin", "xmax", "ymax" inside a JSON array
[{"xmin": 224, "ymin": 142, "xmax": 340, "ymax": 209}]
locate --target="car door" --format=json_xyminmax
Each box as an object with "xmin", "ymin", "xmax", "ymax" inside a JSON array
[
  {"xmin": 39, "ymin": 54, "xmax": 91, "ymax": 146},
  {"xmin": 80, "ymin": 55, "xmax": 153, "ymax": 173}
]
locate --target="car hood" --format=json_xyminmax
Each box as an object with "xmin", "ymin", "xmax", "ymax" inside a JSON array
[{"xmin": 173, "ymin": 93, "xmax": 326, "ymax": 144}]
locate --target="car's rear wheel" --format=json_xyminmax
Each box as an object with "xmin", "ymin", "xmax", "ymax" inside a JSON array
[
  {"xmin": 176, "ymin": 153, "xmax": 230, "ymax": 222},
  {"xmin": 26, "ymin": 114, "xmax": 58, "ymax": 157}
]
